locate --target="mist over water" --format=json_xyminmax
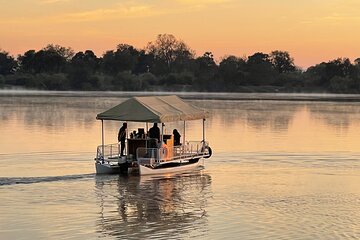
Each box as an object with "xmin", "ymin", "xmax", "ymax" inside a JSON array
[{"xmin": 0, "ymin": 92, "xmax": 360, "ymax": 239}]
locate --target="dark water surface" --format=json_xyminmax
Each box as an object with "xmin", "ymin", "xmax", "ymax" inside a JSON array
[{"xmin": 0, "ymin": 92, "xmax": 360, "ymax": 239}]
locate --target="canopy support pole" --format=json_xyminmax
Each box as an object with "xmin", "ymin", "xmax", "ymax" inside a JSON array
[
  {"xmin": 145, "ymin": 122, "xmax": 148, "ymax": 148},
  {"xmin": 183, "ymin": 121, "xmax": 186, "ymax": 146},
  {"xmin": 161, "ymin": 123, "xmax": 164, "ymax": 143},
  {"xmin": 202, "ymin": 118, "xmax": 205, "ymax": 142},
  {"xmin": 101, "ymin": 120, "xmax": 104, "ymax": 161},
  {"xmin": 125, "ymin": 121, "xmax": 127, "ymax": 156}
]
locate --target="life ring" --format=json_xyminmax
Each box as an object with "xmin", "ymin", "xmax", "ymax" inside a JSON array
[
  {"xmin": 204, "ymin": 146, "xmax": 212, "ymax": 158},
  {"xmin": 162, "ymin": 147, "xmax": 167, "ymax": 157},
  {"xmin": 161, "ymin": 143, "xmax": 170, "ymax": 160}
]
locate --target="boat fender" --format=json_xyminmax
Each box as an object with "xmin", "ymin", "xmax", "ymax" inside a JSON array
[{"xmin": 204, "ymin": 146, "xmax": 212, "ymax": 158}]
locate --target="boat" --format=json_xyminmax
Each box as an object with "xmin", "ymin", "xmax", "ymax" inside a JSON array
[{"xmin": 94, "ymin": 95, "xmax": 212, "ymax": 175}]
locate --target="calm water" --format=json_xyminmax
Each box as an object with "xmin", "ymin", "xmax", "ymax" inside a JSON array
[{"xmin": 0, "ymin": 92, "xmax": 360, "ymax": 239}]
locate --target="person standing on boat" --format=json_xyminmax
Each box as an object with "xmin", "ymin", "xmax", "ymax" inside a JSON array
[
  {"xmin": 173, "ymin": 129, "xmax": 181, "ymax": 146},
  {"xmin": 149, "ymin": 123, "xmax": 160, "ymax": 142},
  {"xmin": 118, "ymin": 122, "xmax": 127, "ymax": 156}
]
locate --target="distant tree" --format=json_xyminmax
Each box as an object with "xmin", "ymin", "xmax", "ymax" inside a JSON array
[
  {"xmin": 159, "ymin": 72, "xmax": 195, "ymax": 86},
  {"xmin": 6, "ymin": 37, "xmax": 360, "ymax": 93},
  {"xmin": 146, "ymin": 34, "xmax": 194, "ymax": 74},
  {"xmin": 18, "ymin": 50, "xmax": 36, "ymax": 73},
  {"xmin": 305, "ymin": 58, "xmax": 356, "ymax": 88},
  {"xmin": 34, "ymin": 49, "xmax": 66, "ymax": 73},
  {"xmin": 246, "ymin": 52, "xmax": 276, "ymax": 85},
  {"xmin": 113, "ymin": 71, "xmax": 142, "ymax": 91},
  {"xmin": 329, "ymin": 76, "xmax": 354, "ymax": 93},
  {"xmin": 101, "ymin": 44, "xmax": 140, "ymax": 75},
  {"xmin": 194, "ymin": 52, "xmax": 219, "ymax": 90},
  {"xmin": 43, "ymin": 44, "xmax": 74, "ymax": 61},
  {"xmin": 172, "ymin": 42, "xmax": 195, "ymax": 73},
  {"xmin": 71, "ymin": 50, "xmax": 99, "ymax": 74},
  {"xmin": 354, "ymin": 58, "xmax": 360, "ymax": 65},
  {"xmin": 326, "ymin": 58, "xmax": 354, "ymax": 78},
  {"xmin": 269, "ymin": 50, "xmax": 296, "ymax": 73},
  {"xmin": 247, "ymin": 52, "xmax": 270, "ymax": 65},
  {"xmin": 134, "ymin": 50, "xmax": 154, "ymax": 74},
  {"xmin": 0, "ymin": 50, "xmax": 17, "ymax": 75},
  {"xmin": 18, "ymin": 45, "xmax": 72, "ymax": 73},
  {"xmin": 116, "ymin": 44, "xmax": 140, "ymax": 71},
  {"xmin": 0, "ymin": 74, "xmax": 4, "ymax": 86},
  {"xmin": 195, "ymin": 52, "xmax": 217, "ymax": 71},
  {"xmin": 101, "ymin": 50, "xmax": 116, "ymax": 74},
  {"xmin": 68, "ymin": 50, "xmax": 100, "ymax": 89},
  {"xmin": 305, "ymin": 63, "xmax": 327, "ymax": 87},
  {"xmin": 353, "ymin": 58, "xmax": 360, "ymax": 89},
  {"xmin": 219, "ymin": 55, "xmax": 246, "ymax": 89},
  {"xmin": 34, "ymin": 73, "xmax": 69, "ymax": 90}
]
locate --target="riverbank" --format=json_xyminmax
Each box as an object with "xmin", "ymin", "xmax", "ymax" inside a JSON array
[{"xmin": 1, "ymin": 89, "xmax": 360, "ymax": 102}]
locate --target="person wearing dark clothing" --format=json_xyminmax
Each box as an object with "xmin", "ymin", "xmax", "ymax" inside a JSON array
[
  {"xmin": 148, "ymin": 123, "xmax": 160, "ymax": 142},
  {"xmin": 173, "ymin": 129, "xmax": 181, "ymax": 146},
  {"xmin": 118, "ymin": 122, "xmax": 127, "ymax": 156}
]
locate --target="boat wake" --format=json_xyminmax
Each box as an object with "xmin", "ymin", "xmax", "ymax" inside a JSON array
[{"xmin": 0, "ymin": 173, "xmax": 95, "ymax": 186}]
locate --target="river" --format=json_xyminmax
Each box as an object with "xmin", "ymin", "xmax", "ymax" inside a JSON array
[{"xmin": 0, "ymin": 91, "xmax": 359, "ymax": 239}]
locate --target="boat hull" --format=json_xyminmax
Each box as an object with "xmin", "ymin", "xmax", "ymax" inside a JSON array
[
  {"xmin": 95, "ymin": 162, "xmax": 129, "ymax": 174},
  {"xmin": 139, "ymin": 158, "xmax": 203, "ymax": 175}
]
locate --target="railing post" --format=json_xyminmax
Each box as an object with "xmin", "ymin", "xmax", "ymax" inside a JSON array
[
  {"xmin": 161, "ymin": 123, "xmax": 164, "ymax": 143},
  {"xmin": 157, "ymin": 148, "xmax": 160, "ymax": 163},
  {"xmin": 118, "ymin": 143, "xmax": 120, "ymax": 158},
  {"xmin": 183, "ymin": 121, "xmax": 186, "ymax": 152},
  {"xmin": 101, "ymin": 120, "xmax": 105, "ymax": 161}
]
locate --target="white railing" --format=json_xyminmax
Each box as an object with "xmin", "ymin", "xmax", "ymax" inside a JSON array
[
  {"xmin": 136, "ymin": 141, "xmax": 209, "ymax": 166},
  {"xmin": 96, "ymin": 143, "xmax": 121, "ymax": 162},
  {"xmin": 96, "ymin": 140, "xmax": 210, "ymax": 165},
  {"xmin": 185, "ymin": 141, "xmax": 209, "ymax": 155}
]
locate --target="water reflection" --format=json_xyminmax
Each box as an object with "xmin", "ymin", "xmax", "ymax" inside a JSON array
[
  {"xmin": 2, "ymin": 96, "xmax": 360, "ymax": 154},
  {"xmin": 3, "ymin": 96, "xmax": 360, "ymax": 133},
  {"xmin": 0, "ymin": 97, "xmax": 126, "ymax": 130},
  {"xmin": 307, "ymin": 103, "xmax": 360, "ymax": 131},
  {"xmin": 196, "ymin": 100, "xmax": 301, "ymax": 132},
  {"xmin": 95, "ymin": 172, "xmax": 212, "ymax": 239}
]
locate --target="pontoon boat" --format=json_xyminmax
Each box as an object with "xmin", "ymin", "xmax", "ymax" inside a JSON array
[{"xmin": 94, "ymin": 95, "xmax": 212, "ymax": 175}]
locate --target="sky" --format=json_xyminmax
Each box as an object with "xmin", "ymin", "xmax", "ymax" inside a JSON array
[{"xmin": 1, "ymin": 0, "xmax": 360, "ymax": 68}]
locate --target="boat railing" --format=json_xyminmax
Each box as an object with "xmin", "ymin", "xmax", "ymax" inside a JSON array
[
  {"xmin": 136, "ymin": 140, "xmax": 209, "ymax": 166},
  {"xmin": 96, "ymin": 143, "xmax": 121, "ymax": 162}
]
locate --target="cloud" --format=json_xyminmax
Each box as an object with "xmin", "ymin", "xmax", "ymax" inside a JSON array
[
  {"xmin": 2, "ymin": 0, "xmax": 234, "ymax": 25},
  {"xmin": 322, "ymin": 12, "xmax": 360, "ymax": 22},
  {"xmin": 55, "ymin": 0, "xmax": 226, "ymax": 23},
  {"xmin": 63, "ymin": 5, "xmax": 155, "ymax": 22},
  {"xmin": 177, "ymin": 0, "xmax": 231, "ymax": 4},
  {"xmin": 175, "ymin": 0, "xmax": 232, "ymax": 9},
  {"xmin": 39, "ymin": 0, "xmax": 70, "ymax": 4}
]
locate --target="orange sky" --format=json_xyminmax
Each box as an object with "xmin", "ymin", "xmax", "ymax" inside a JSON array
[{"xmin": 1, "ymin": 0, "xmax": 360, "ymax": 68}]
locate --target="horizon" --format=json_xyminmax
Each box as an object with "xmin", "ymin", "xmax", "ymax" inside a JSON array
[{"xmin": 1, "ymin": 0, "xmax": 360, "ymax": 68}]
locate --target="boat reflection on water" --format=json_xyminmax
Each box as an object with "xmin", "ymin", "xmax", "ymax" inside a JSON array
[{"xmin": 95, "ymin": 170, "xmax": 212, "ymax": 239}]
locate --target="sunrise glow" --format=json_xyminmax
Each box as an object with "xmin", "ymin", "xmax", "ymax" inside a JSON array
[{"xmin": 1, "ymin": 0, "xmax": 360, "ymax": 68}]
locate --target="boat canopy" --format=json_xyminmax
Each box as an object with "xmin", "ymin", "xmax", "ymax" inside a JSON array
[{"xmin": 96, "ymin": 95, "xmax": 208, "ymax": 123}]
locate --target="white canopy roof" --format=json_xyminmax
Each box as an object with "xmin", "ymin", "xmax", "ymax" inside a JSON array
[{"xmin": 96, "ymin": 95, "xmax": 208, "ymax": 122}]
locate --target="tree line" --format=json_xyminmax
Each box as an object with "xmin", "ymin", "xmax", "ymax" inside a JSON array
[{"xmin": 1, "ymin": 34, "xmax": 360, "ymax": 93}]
